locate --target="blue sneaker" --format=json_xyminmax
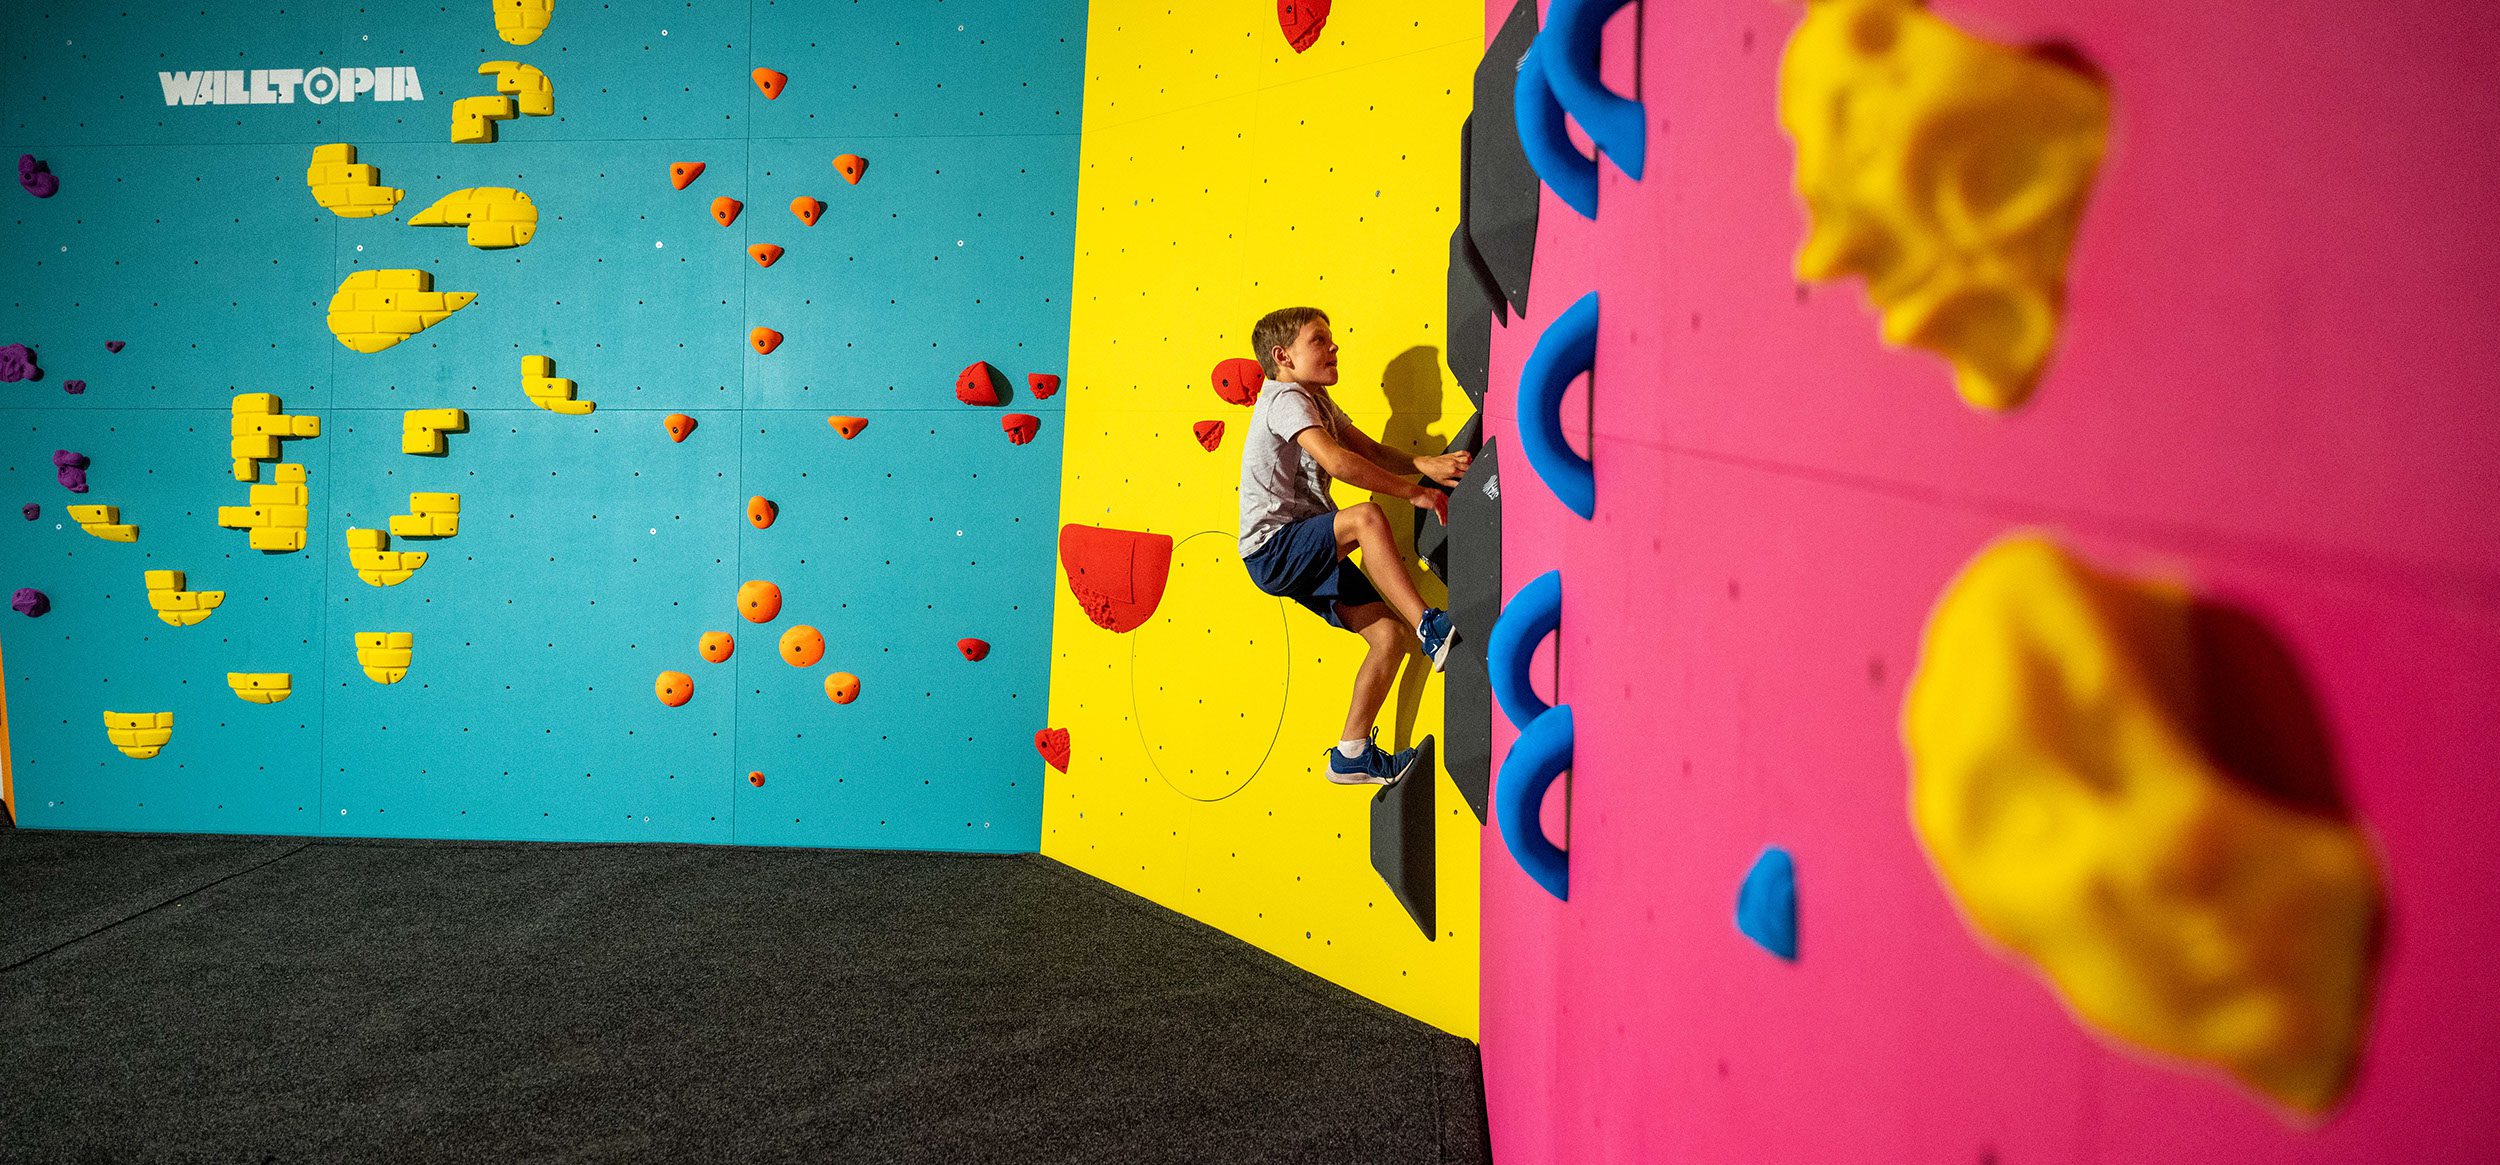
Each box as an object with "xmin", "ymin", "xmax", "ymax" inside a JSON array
[
  {"xmin": 1418, "ymin": 608, "xmax": 1456, "ymax": 673},
  {"xmin": 1326, "ymin": 731, "xmax": 1421, "ymax": 786}
]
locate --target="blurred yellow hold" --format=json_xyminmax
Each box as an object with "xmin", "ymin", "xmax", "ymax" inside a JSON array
[
  {"xmin": 305, "ymin": 143, "xmax": 403, "ymax": 218},
  {"xmin": 402, "ymin": 408, "xmax": 469, "ymax": 456},
  {"xmin": 346, "ymin": 528, "xmax": 429, "ymax": 587},
  {"xmin": 409, "ymin": 187, "xmax": 538, "ymax": 249},
  {"xmin": 1779, "ymin": 0, "xmax": 2107, "ymax": 412},
  {"xmin": 1904, "ymin": 534, "xmax": 2384, "ymax": 1116},
  {"xmin": 521, "ymin": 354, "xmax": 593, "ymax": 414},
  {"xmin": 102, "ymin": 710, "xmax": 175, "ymax": 759},
  {"xmin": 451, "ymin": 94, "xmax": 519, "ymax": 144},
  {"xmin": 328, "ymin": 270, "xmax": 476, "ymax": 354},
  {"xmin": 142, "ymin": 569, "xmax": 224, "ymax": 627},
  {"xmin": 479, "ymin": 61, "xmax": 553, "ymax": 117},
  {"xmin": 494, "ymin": 0, "xmax": 552, "ymax": 46},
  {"xmin": 218, "ymin": 462, "xmax": 310, "ymax": 551},
  {"xmin": 66, "ymin": 503, "xmax": 140, "ymax": 542},
  {"xmin": 227, "ymin": 673, "xmax": 293, "ymax": 704},
  {"xmin": 231, "ymin": 394, "xmax": 322, "ymax": 482},
  {"xmin": 355, "ymin": 631, "xmax": 416, "ymax": 684},
  {"xmin": 388, "ymin": 492, "xmax": 462, "ymax": 539}
]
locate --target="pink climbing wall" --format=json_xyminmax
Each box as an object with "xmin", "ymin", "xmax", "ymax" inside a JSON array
[{"xmin": 1479, "ymin": 0, "xmax": 2500, "ymax": 1161}]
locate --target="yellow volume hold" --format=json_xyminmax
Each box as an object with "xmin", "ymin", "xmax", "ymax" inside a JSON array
[
  {"xmin": 479, "ymin": 61, "xmax": 553, "ymax": 117},
  {"xmin": 521, "ymin": 354, "xmax": 593, "ymax": 414},
  {"xmin": 354, "ymin": 631, "xmax": 416, "ymax": 684},
  {"xmin": 409, "ymin": 187, "xmax": 538, "ymax": 249},
  {"xmin": 388, "ymin": 492, "xmax": 462, "ymax": 539},
  {"xmin": 231, "ymin": 394, "xmax": 322, "ymax": 482},
  {"xmin": 402, "ymin": 408, "xmax": 468, "ymax": 456},
  {"xmin": 494, "ymin": 0, "xmax": 552, "ymax": 46},
  {"xmin": 227, "ymin": 673, "xmax": 294, "ymax": 704},
  {"xmin": 305, "ymin": 143, "xmax": 403, "ymax": 218},
  {"xmin": 346, "ymin": 528, "xmax": 428, "ymax": 587},
  {"xmin": 218, "ymin": 462, "xmax": 311, "ymax": 551},
  {"xmin": 142, "ymin": 569, "xmax": 224, "ymax": 627},
  {"xmin": 102, "ymin": 710, "xmax": 175, "ymax": 759},
  {"xmin": 328, "ymin": 270, "xmax": 476, "ymax": 354},
  {"xmin": 65, "ymin": 503, "xmax": 139, "ymax": 542}
]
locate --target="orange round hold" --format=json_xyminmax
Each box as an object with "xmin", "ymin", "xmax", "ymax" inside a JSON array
[
  {"xmin": 748, "ymin": 771, "xmax": 766, "ymax": 788},
  {"xmin": 825, "ymin": 671, "xmax": 860, "ymax": 704},
  {"xmin": 655, "ymin": 670, "xmax": 694, "ymax": 707},
  {"xmin": 748, "ymin": 496, "xmax": 778, "ymax": 529},
  {"xmin": 738, "ymin": 580, "xmax": 782, "ymax": 623},
  {"xmin": 698, "ymin": 631, "xmax": 735, "ymax": 663},
  {"xmin": 780, "ymin": 624, "xmax": 825, "ymax": 667}
]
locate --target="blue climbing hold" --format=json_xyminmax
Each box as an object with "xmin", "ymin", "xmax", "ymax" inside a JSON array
[{"xmin": 1736, "ymin": 846, "xmax": 1797, "ymax": 961}]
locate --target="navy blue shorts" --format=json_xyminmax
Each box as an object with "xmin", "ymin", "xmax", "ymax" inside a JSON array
[{"xmin": 1243, "ymin": 511, "xmax": 1382, "ymax": 628}]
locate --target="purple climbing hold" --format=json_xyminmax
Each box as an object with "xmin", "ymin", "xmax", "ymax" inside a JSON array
[
  {"xmin": 12, "ymin": 588, "xmax": 49, "ymax": 617},
  {"xmin": 18, "ymin": 154, "xmax": 58, "ymax": 199},
  {"xmin": 0, "ymin": 343, "xmax": 39, "ymax": 383},
  {"xmin": 21, "ymin": 503, "xmax": 38, "ymax": 521},
  {"xmin": 63, "ymin": 379, "xmax": 85, "ymax": 395},
  {"xmin": 105, "ymin": 340, "xmax": 126, "ymax": 353},
  {"xmin": 53, "ymin": 449, "xmax": 89, "ymax": 494}
]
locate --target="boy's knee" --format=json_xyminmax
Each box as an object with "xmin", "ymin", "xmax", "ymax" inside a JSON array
[{"xmin": 1347, "ymin": 501, "xmax": 1386, "ymax": 529}]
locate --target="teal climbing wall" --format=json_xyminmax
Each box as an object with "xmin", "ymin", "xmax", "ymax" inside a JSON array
[{"xmin": 0, "ymin": 1, "xmax": 1083, "ymax": 849}]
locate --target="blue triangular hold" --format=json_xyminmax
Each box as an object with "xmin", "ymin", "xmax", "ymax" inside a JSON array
[{"xmin": 1736, "ymin": 846, "xmax": 1798, "ymax": 961}]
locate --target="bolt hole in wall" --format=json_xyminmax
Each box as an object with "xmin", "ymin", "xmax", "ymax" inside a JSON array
[{"xmin": 0, "ymin": 2, "xmax": 1085, "ymax": 849}]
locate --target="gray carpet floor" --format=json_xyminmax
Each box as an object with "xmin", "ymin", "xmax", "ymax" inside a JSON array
[{"xmin": 0, "ymin": 829, "xmax": 1488, "ymax": 1164}]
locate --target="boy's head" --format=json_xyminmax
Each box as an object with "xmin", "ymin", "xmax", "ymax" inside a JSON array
[{"xmin": 1253, "ymin": 307, "xmax": 1336, "ymax": 387}]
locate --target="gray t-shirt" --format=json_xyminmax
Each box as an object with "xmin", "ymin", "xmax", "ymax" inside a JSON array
[{"xmin": 1238, "ymin": 380, "xmax": 1354, "ymax": 557}]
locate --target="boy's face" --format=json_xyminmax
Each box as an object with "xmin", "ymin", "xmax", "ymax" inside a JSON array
[{"xmin": 1273, "ymin": 319, "xmax": 1339, "ymax": 387}]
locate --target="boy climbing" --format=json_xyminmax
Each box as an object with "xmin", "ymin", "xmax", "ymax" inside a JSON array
[{"xmin": 1237, "ymin": 307, "xmax": 1471, "ymax": 787}]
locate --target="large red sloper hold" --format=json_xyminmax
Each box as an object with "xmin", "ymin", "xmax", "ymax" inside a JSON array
[
  {"xmin": 1211, "ymin": 358, "xmax": 1265, "ymax": 406},
  {"xmin": 955, "ymin": 361, "xmax": 1005, "ymax": 406},
  {"xmin": 1278, "ymin": 0, "xmax": 1330, "ymax": 52},
  {"xmin": 1057, "ymin": 524, "xmax": 1176, "ymax": 634},
  {"xmin": 1035, "ymin": 728, "xmax": 1071, "ymax": 774}
]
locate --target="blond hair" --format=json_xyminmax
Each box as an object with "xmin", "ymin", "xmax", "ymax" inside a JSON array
[{"xmin": 1252, "ymin": 306, "xmax": 1330, "ymax": 380}]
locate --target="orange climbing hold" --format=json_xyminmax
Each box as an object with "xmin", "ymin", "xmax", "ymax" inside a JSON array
[
  {"xmin": 957, "ymin": 638, "xmax": 990, "ymax": 663},
  {"xmin": 752, "ymin": 68, "xmax": 788, "ymax": 100},
  {"xmin": 833, "ymin": 154, "xmax": 868, "ymax": 185},
  {"xmin": 827, "ymin": 415, "xmax": 868, "ymax": 439},
  {"xmin": 747, "ymin": 496, "xmax": 778, "ymax": 529},
  {"xmin": 1212, "ymin": 358, "xmax": 1265, "ymax": 406},
  {"xmin": 751, "ymin": 327, "xmax": 784, "ymax": 356},
  {"xmin": 790, "ymin": 196, "xmax": 824, "ymax": 226},
  {"xmin": 955, "ymin": 361, "xmax": 1004, "ymax": 406},
  {"xmin": 670, "ymin": 162, "xmax": 705, "ymax": 190},
  {"xmin": 665, "ymin": 413, "xmax": 697, "ymax": 442},
  {"xmin": 825, "ymin": 671, "xmax": 861, "ymax": 704},
  {"xmin": 738, "ymin": 579, "xmax": 783, "ymax": 623},
  {"xmin": 1027, "ymin": 373, "xmax": 1060, "ymax": 400},
  {"xmin": 1035, "ymin": 728, "xmax": 1071, "ymax": 773},
  {"xmin": 1194, "ymin": 419, "xmax": 1226, "ymax": 451},
  {"xmin": 1002, "ymin": 414, "xmax": 1040, "ymax": 445},
  {"xmin": 779, "ymin": 624, "xmax": 825, "ymax": 667},
  {"xmin": 699, "ymin": 631, "xmax": 736, "ymax": 663},
  {"xmin": 655, "ymin": 670, "xmax": 694, "ymax": 707},
  {"xmin": 711, "ymin": 196, "xmax": 743, "ymax": 227},
  {"xmin": 748, "ymin": 243, "xmax": 784, "ymax": 268},
  {"xmin": 749, "ymin": 771, "xmax": 766, "ymax": 788}
]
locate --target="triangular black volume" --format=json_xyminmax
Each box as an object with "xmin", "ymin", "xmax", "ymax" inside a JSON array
[
  {"xmin": 1414, "ymin": 411, "xmax": 1483, "ymax": 578},
  {"xmin": 1441, "ymin": 439, "xmax": 1501, "ymax": 823},
  {"xmin": 1370, "ymin": 736, "xmax": 1438, "ymax": 940},
  {"xmin": 1469, "ymin": 0, "xmax": 1542, "ymax": 317},
  {"xmin": 1447, "ymin": 225, "xmax": 1498, "ymax": 408}
]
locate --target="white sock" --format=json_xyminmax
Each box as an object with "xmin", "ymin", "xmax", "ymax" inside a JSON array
[{"xmin": 1337, "ymin": 738, "xmax": 1369, "ymax": 758}]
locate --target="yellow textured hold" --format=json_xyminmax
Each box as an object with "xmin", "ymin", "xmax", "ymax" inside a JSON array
[
  {"xmin": 478, "ymin": 61, "xmax": 553, "ymax": 116},
  {"xmin": 451, "ymin": 94, "xmax": 519, "ymax": 144},
  {"xmin": 305, "ymin": 143, "xmax": 403, "ymax": 218},
  {"xmin": 66, "ymin": 504, "xmax": 119, "ymax": 525},
  {"xmin": 230, "ymin": 395, "xmax": 321, "ymax": 481},
  {"xmin": 218, "ymin": 461, "xmax": 311, "ymax": 553},
  {"xmin": 1904, "ymin": 534, "xmax": 2384, "ymax": 1116},
  {"xmin": 227, "ymin": 673, "xmax": 294, "ymax": 704},
  {"xmin": 141, "ymin": 568, "xmax": 223, "ymax": 626},
  {"xmin": 1779, "ymin": 0, "xmax": 2107, "ymax": 412},
  {"xmin": 328, "ymin": 270, "xmax": 476, "ymax": 354},
  {"xmin": 101, "ymin": 710, "xmax": 174, "ymax": 759},
  {"xmin": 81, "ymin": 523, "xmax": 139, "ymax": 543},
  {"xmin": 346, "ymin": 527, "xmax": 428, "ymax": 586},
  {"xmin": 355, "ymin": 631, "xmax": 416, "ymax": 684},
  {"xmin": 402, "ymin": 407, "xmax": 468, "ymax": 455},
  {"xmin": 520, "ymin": 354, "xmax": 593, "ymax": 414},
  {"xmin": 389, "ymin": 492, "xmax": 462, "ymax": 539},
  {"xmin": 409, "ymin": 187, "xmax": 538, "ymax": 249},
  {"xmin": 494, "ymin": 0, "xmax": 553, "ymax": 46}
]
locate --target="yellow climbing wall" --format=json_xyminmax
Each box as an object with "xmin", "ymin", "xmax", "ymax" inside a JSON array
[{"xmin": 1046, "ymin": 1, "xmax": 1483, "ymax": 1037}]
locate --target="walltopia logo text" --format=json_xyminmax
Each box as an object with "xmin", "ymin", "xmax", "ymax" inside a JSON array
[{"xmin": 158, "ymin": 67, "xmax": 425, "ymax": 106}]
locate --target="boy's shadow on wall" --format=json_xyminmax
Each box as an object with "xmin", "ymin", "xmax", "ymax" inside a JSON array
[{"xmin": 1365, "ymin": 344, "xmax": 1453, "ymax": 752}]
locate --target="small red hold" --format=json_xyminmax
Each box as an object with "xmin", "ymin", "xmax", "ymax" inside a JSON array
[
  {"xmin": 790, "ymin": 196, "xmax": 824, "ymax": 226},
  {"xmin": 752, "ymin": 68, "xmax": 788, "ymax": 100},
  {"xmin": 1193, "ymin": 419, "xmax": 1225, "ymax": 451},
  {"xmin": 957, "ymin": 638, "xmax": 990, "ymax": 662},
  {"xmin": 827, "ymin": 415, "xmax": 868, "ymax": 439},
  {"xmin": 1211, "ymin": 357, "xmax": 1264, "ymax": 406},
  {"xmin": 1034, "ymin": 728, "xmax": 1071, "ymax": 774},
  {"xmin": 664, "ymin": 414, "xmax": 697, "ymax": 442},
  {"xmin": 749, "ymin": 770, "xmax": 766, "ymax": 788},
  {"xmin": 711, "ymin": 196, "xmax": 743, "ymax": 227},
  {"xmin": 1026, "ymin": 373, "xmax": 1060, "ymax": 400},
  {"xmin": 670, "ymin": 161, "xmax": 706, "ymax": 190},
  {"xmin": 833, "ymin": 154, "xmax": 868, "ymax": 185},
  {"xmin": 1002, "ymin": 413, "xmax": 1040, "ymax": 445},
  {"xmin": 955, "ymin": 361, "xmax": 1004, "ymax": 406},
  {"xmin": 751, "ymin": 327, "xmax": 783, "ymax": 355},
  {"xmin": 1058, "ymin": 524, "xmax": 1176, "ymax": 634},
  {"xmin": 1278, "ymin": 0, "xmax": 1331, "ymax": 52},
  {"xmin": 748, "ymin": 243, "xmax": 784, "ymax": 268}
]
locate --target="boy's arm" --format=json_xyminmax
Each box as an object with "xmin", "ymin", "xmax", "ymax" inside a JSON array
[
  {"xmin": 1294, "ymin": 426, "xmax": 1450, "ymax": 524},
  {"xmin": 1340, "ymin": 424, "xmax": 1472, "ymax": 488}
]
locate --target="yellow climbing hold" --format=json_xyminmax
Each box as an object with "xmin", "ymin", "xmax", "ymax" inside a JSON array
[
  {"xmin": 1779, "ymin": 0, "xmax": 2107, "ymax": 412},
  {"xmin": 227, "ymin": 673, "xmax": 294, "ymax": 704},
  {"xmin": 388, "ymin": 492, "xmax": 462, "ymax": 539},
  {"xmin": 478, "ymin": 61, "xmax": 553, "ymax": 117},
  {"xmin": 409, "ymin": 187, "xmax": 539, "ymax": 249},
  {"xmin": 451, "ymin": 94, "xmax": 519, "ymax": 143},
  {"xmin": 66, "ymin": 503, "xmax": 139, "ymax": 542},
  {"xmin": 304, "ymin": 143, "xmax": 403, "ymax": 218},
  {"xmin": 494, "ymin": 0, "xmax": 552, "ymax": 46},
  {"xmin": 218, "ymin": 462, "xmax": 310, "ymax": 551},
  {"xmin": 354, "ymin": 631, "xmax": 416, "ymax": 684},
  {"xmin": 1904, "ymin": 534, "xmax": 2383, "ymax": 1117},
  {"xmin": 521, "ymin": 354, "xmax": 593, "ymax": 414},
  {"xmin": 327, "ymin": 269, "xmax": 475, "ymax": 354},
  {"xmin": 142, "ymin": 569, "xmax": 224, "ymax": 627},
  {"xmin": 402, "ymin": 408, "xmax": 468, "ymax": 456},
  {"xmin": 103, "ymin": 710, "xmax": 175, "ymax": 759},
  {"xmin": 346, "ymin": 528, "xmax": 429, "ymax": 587},
  {"xmin": 231, "ymin": 393, "xmax": 322, "ymax": 481}
]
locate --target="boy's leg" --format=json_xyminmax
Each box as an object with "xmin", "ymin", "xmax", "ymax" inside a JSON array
[
  {"xmin": 1336, "ymin": 601, "xmax": 1411, "ymax": 743},
  {"xmin": 1332, "ymin": 502, "xmax": 1429, "ymax": 630}
]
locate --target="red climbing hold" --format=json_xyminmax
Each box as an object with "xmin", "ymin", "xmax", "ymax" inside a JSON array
[
  {"xmin": 752, "ymin": 68, "xmax": 788, "ymax": 100},
  {"xmin": 1035, "ymin": 728, "xmax": 1071, "ymax": 774},
  {"xmin": 826, "ymin": 415, "xmax": 868, "ymax": 439},
  {"xmin": 1211, "ymin": 358, "xmax": 1265, "ymax": 406},
  {"xmin": 1027, "ymin": 373, "xmax": 1061, "ymax": 400},
  {"xmin": 665, "ymin": 414, "xmax": 697, "ymax": 442},
  {"xmin": 751, "ymin": 327, "xmax": 784, "ymax": 356},
  {"xmin": 1278, "ymin": 0, "xmax": 1330, "ymax": 52},
  {"xmin": 1194, "ymin": 419, "xmax": 1226, "ymax": 451},
  {"xmin": 711, "ymin": 196, "xmax": 743, "ymax": 227},
  {"xmin": 833, "ymin": 154, "xmax": 868, "ymax": 185},
  {"xmin": 1002, "ymin": 414, "xmax": 1040, "ymax": 446},
  {"xmin": 749, "ymin": 771, "xmax": 766, "ymax": 787},
  {"xmin": 670, "ymin": 162, "xmax": 706, "ymax": 190},
  {"xmin": 957, "ymin": 638, "xmax": 990, "ymax": 662},
  {"xmin": 1057, "ymin": 524, "xmax": 1176, "ymax": 634},
  {"xmin": 747, "ymin": 496, "xmax": 778, "ymax": 530},
  {"xmin": 955, "ymin": 362, "xmax": 1004, "ymax": 406},
  {"xmin": 790, "ymin": 196, "xmax": 824, "ymax": 226},
  {"xmin": 748, "ymin": 243, "xmax": 784, "ymax": 268}
]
